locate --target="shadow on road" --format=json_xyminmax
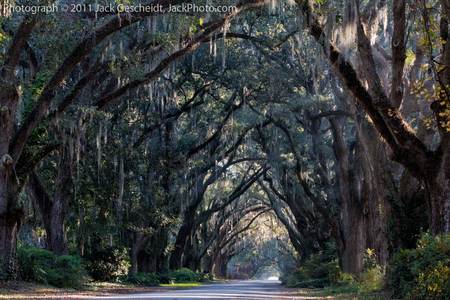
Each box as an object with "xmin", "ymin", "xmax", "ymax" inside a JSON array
[{"xmin": 74, "ymin": 280, "xmax": 329, "ymax": 300}]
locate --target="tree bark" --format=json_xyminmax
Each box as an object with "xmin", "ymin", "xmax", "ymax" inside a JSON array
[
  {"xmin": 169, "ymin": 215, "xmax": 194, "ymax": 270},
  {"xmin": 130, "ymin": 233, "xmax": 148, "ymax": 275},
  {"xmin": 27, "ymin": 146, "xmax": 73, "ymax": 255},
  {"xmin": 27, "ymin": 173, "xmax": 52, "ymax": 249},
  {"xmin": 426, "ymin": 161, "xmax": 450, "ymax": 234},
  {"xmin": 0, "ymin": 63, "xmax": 21, "ymax": 278},
  {"xmin": 48, "ymin": 196, "xmax": 68, "ymax": 255},
  {"xmin": 330, "ymin": 117, "xmax": 365, "ymax": 274},
  {"xmin": 211, "ymin": 252, "xmax": 228, "ymax": 278},
  {"xmin": 0, "ymin": 208, "xmax": 21, "ymax": 277}
]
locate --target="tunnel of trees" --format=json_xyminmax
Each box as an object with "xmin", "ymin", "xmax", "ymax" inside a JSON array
[{"xmin": 0, "ymin": 0, "xmax": 449, "ymax": 298}]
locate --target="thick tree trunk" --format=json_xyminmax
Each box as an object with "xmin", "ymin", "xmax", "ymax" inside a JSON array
[
  {"xmin": 391, "ymin": 171, "xmax": 427, "ymax": 248},
  {"xmin": 182, "ymin": 236, "xmax": 195, "ymax": 269},
  {"xmin": 182, "ymin": 252, "xmax": 196, "ymax": 270},
  {"xmin": 426, "ymin": 159, "xmax": 450, "ymax": 234},
  {"xmin": 28, "ymin": 175, "xmax": 68, "ymax": 255},
  {"xmin": 48, "ymin": 149, "xmax": 73, "ymax": 255},
  {"xmin": 182, "ymin": 234, "xmax": 202, "ymax": 271},
  {"xmin": 339, "ymin": 205, "xmax": 365, "ymax": 274},
  {"xmin": 332, "ymin": 118, "xmax": 395, "ymax": 273},
  {"xmin": 130, "ymin": 233, "xmax": 147, "ymax": 275},
  {"xmin": 0, "ymin": 209, "xmax": 21, "ymax": 277},
  {"xmin": 330, "ymin": 117, "xmax": 365, "ymax": 274},
  {"xmin": 355, "ymin": 116, "xmax": 395, "ymax": 267},
  {"xmin": 212, "ymin": 253, "xmax": 228, "ymax": 278},
  {"xmin": 135, "ymin": 229, "xmax": 169, "ymax": 273},
  {"xmin": 0, "ymin": 70, "xmax": 21, "ymax": 277},
  {"xmin": 130, "ymin": 248, "xmax": 139, "ymax": 275},
  {"xmin": 203, "ymin": 254, "xmax": 213, "ymax": 273},
  {"xmin": 48, "ymin": 197, "xmax": 67, "ymax": 255},
  {"xmin": 155, "ymin": 229, "xmax": 169, "ymax": 273},
  {"xmin": 0, "ymin": 144, "xmax": 21, "ymax": 277},
  {"xmin": 27, "ymin": 173, "xmax": 52, "ymax": 249},
  {"xmin": 27, "ymin": 146, "xmax": 73, "ymax": 255},
  {"xmin": 169, "ymin": 213, "xmax": 194, "ymax": 270}
]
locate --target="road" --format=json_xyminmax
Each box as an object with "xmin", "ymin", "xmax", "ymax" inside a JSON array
[{"xmin": 78, "ymin": 280, "xmax": 323, "ymax": 300}]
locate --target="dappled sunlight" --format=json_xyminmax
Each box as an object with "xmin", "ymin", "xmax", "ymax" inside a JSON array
[
  {"xmin": 0, "ymin": 281, "xmax": 338, "ymax": 299},
  {"xmin": 66, "ymin": 281, "xmax": 332, "ymax": 299}
]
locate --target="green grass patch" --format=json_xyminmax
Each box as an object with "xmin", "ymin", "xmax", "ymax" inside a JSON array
[
  {"xmin": 321, "ymin": 284, "xmax": 359, "ymax": 295},
  {"xmin": 159, "ymin": 282, "xmax": 203, "ymax": 288},
  {"xmin": 313, "ymin": 285, "xmax": 386, "ymax": 299}
]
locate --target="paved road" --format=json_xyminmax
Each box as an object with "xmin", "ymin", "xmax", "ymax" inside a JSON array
[{"xmin": 79, "ymin": 280, "xmax": 321, "ymax": 300}]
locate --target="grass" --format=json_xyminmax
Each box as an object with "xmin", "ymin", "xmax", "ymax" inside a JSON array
[
  {"xmin": 284, "ymin": 283, "xmax": 387, "ymax": 300},
  {"xmin": 311, "ymin": 284, "xmax": 387, "ymax": 299},
  {"xmin": 159, "ymin": 282, "xmax": 203, "ymax": 288},
  {"xmin": 321, "ymin": 284, "xmax": 359, "ymax": 295}
]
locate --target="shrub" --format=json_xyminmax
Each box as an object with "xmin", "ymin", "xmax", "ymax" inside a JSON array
[
  {"xmin": 283, "ymin": 248, "xmax": 384, "ymax": 294},
  {"xmin": 290, "ymin": 278, "xmax": 330, "ymax": 288},
  {"xmin": 336, "ymin": 272, "xmax": 356, "ymax": 285},
  {"xmin": 202, "ymin": 272, "xmax": 214, "ymax": 282},
  {"xmin": 85, "ymin": 247, "xmax": 130, "ymax": 281},
  {"xmin": 358, "ymin": 249, "xmax": 384, "ymax": 293},
  {"xmin": 17, "ymin": 246, "xmax": 86, "ymax": 288},
  {"xmin": 282, "ymin": 242, "xmax": 342, "ymax": 288},
  {"xmin": 157, "ymin": 268, "xmax": 208, "ymax": 284},
  {"xmin": 283, "ymin": 254, "xmax": 340, "ymax": 288},
  {"xmin": 359, "ymin": 265, "xmax": 384, "ymax": 293},
  {"xmin": 126, "ymin": 272, "xmax": 160, "ymax": 286},
  {"xmin": 169, "ymin": 268, "xmax": 202, "ymax": 283},
  {"xmin": 157, "ymin": 272, "xmax": 173, "ymax": 284},
  {"xmin": 386, "ymin": 233, "xmax": 450, "ymax": 299}
]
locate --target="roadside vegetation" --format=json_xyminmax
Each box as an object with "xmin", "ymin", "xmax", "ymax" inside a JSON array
[
  {"xmin": 8, "ymin": 245, "xmax": 211, "ymax": 290},
  {"xmin": 282, "ymin": 234, "xmax": 450, "ymax": 299}
]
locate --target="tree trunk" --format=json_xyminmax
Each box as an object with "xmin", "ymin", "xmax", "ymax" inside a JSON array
[
  {"xmin": 339, "ymin": 206, "xmax": 365, "ymax": 274},
  {"xmin": 27, "ymin": 173, "xmax": 52, "ymax": 249},
  {"xmin": 203, "ymin": 254, "xmax": 213, "ymax": 274},
  {"xmin": 182, "ymin": 234, "xmax": 202, "ymax": 271},
  {"xmin": 155, "ymin": 229, "xmax": 169, "ymax": 273},
  {"xmin": 0, "ymin": 73, "xmax": 21, "ymax": 277},
  {"xmin": 330, "ymin": 117, "xmax": 365, "ymax": 273},
  {"xmin": 182, "ymin": 236, "xmax": 195, "ymax": 269},
  {"xmin": 212, "ymin": 253, "xmax": 228, "ymax": 278},
  {"xmin": 169, "ymin": 213, "xmax": 194, "ymax": 270},
  {"xmin": 356, "ymin": 119, "xmax": 394, "ymax": 268},
  {"xmin": 136, "ymin": 229, "xmax": 169, "ymax": 273},
  {"xmin": 27, "ymin": 146, "xmax": 73, "ymax": 255},
  {"xmin": 130, "ymin": 233, "xmax": 147, "ymax": 275},
  {"xmin": 48, "ymin": 149, "xmax": 73, "ymax": 255},
  {"xmin": 0, "ymin": 151, "xmax": 21, "ymax": 277},
  {"xmin": 0, "ymin": 209, "xmax": 21, "ymax": 277},
  {"xmin": 130, "ymin": 247, "xmax": 139, "ymax": 275},
  {"xmin": 426, "ymin": 159, "xmax": 450, "ymax": 234},
  {"xmin": 48, "ymin": 196, "xmax": 67, "ymax": 255}
]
